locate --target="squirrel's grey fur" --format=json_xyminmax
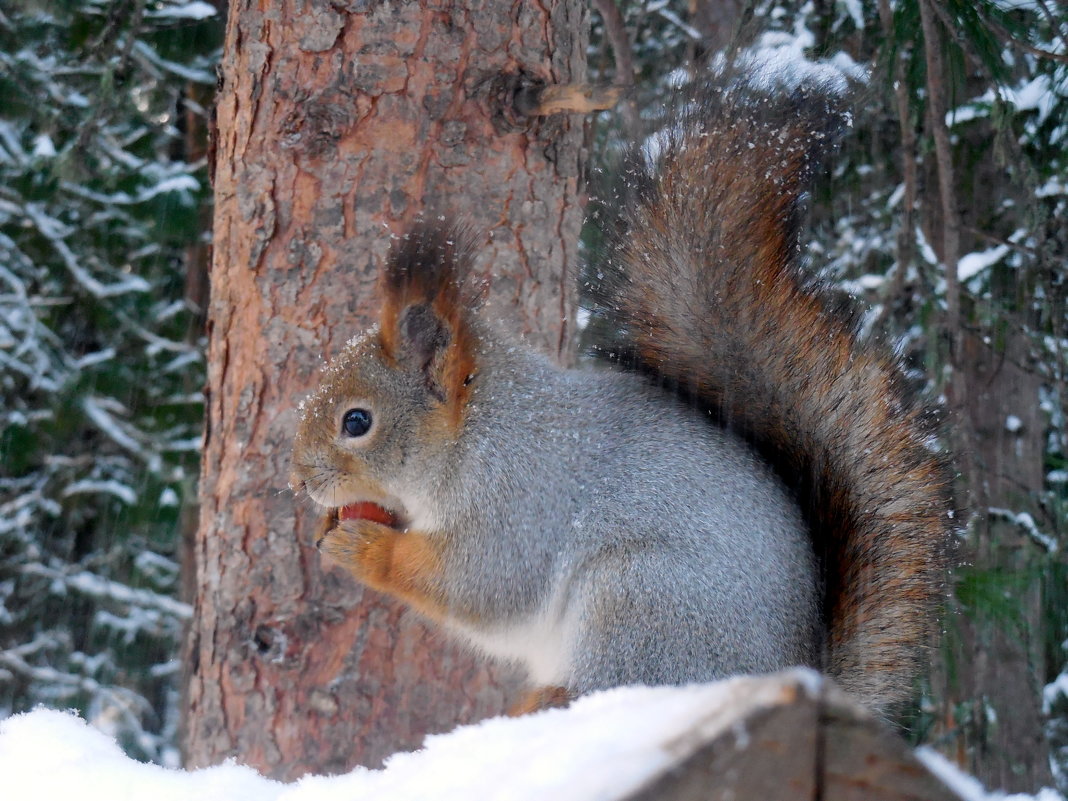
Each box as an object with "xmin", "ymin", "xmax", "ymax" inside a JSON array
[
  {"xmin": 290, "ymin": 68, "xmax": 953, "ymax": 715},
  {"xmin": 427, "ymin": 333, "xmax": 818, "ymax": 692}
]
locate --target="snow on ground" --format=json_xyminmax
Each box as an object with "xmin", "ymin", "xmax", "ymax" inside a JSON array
[
  {"xmin": 917, "ymin": 749, "xmax": 1064, "ymax": 801},
  {"xmin": 0, "ymin": 672, "xmax": 1061, "ymax": 801},
  {"xmin": 1, "ymin": 678, "xmax": 762, "ymax": 801}
]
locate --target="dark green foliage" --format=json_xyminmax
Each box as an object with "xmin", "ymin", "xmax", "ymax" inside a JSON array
[{"xmin": 0, "ymin": 0, "xmax": 219, "ymax": 764}]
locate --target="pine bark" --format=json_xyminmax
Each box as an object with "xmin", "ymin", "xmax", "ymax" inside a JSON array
[{"xmin": 185, "ymin": 0, "xmax": 586, "ymax": 777}]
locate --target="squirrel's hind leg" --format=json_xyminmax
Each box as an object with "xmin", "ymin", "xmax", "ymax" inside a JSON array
[{"xmin": 508, "ymin": 685, "xmax": 572, "ymax": 716}]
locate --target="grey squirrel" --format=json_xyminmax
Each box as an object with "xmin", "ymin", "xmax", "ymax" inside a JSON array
[{"xmin": 289, "ymin": 69, "xmax": 954, "ymax": 715}]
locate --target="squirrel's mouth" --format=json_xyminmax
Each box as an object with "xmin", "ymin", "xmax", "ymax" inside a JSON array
[
  {"xmin": 334, "ymin": 500, "xmax": 407, "ymax": 530},
  {"xmin": 339, "ymin": 501, "xmax": 399, "ymax": 527}
]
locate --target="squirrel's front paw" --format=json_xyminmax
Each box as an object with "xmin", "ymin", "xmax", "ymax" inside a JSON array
[
  {"xmin": 314, "ymin": 514, "xmax": 448, "ymax": 618},
  {"xmin": 317, "ymin": 518, "xmax": 398, "ymax": 584}
]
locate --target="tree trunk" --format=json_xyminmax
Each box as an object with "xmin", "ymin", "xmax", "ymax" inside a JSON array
[
  {"xmin": 185, "ymin": 0, "xmax": 586, "ymax": 778},
  {"xmin": 954, "ymin": 330, "xmax": 1054, "ymax": 791}
]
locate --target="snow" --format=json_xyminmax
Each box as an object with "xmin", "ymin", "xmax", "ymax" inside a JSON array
[
  {"xmin": 21, "ymin": 564, "xmax": 192, "ymax": 620},
  {"xmin": 1045, "ymin": 671, "xmax": 1068, "ymax": 714},
  {"xmin": 948, "ymin": 74, "xmax": 1060, "ymax": 128},
  {"xmin": 82, "ymin": 396, "xmax": 147, "ymax": 457},
  {"xmin": 132, "ymin": 174, "xmax": 201, "ymax": 203},
  {"xmin": 1014, "ymin": 75, "xmax": 1059, "ymax": 121},
  {"xmin": 736, "ymin": 31, "xmax": 851, "ymax": 96},
  {"xmin": 842, "ymin": 0, "xmax": 865, "ymax": 32},
  {"xmin": 988, "ymin": 507, "xmax": 1058, "ymax": 553},
  {"xmin": 59, "ymin": 172, "xmax": 201, "ymax": 207},
  {"xmin": 0, "ymin": 681, "xmax": 762, "ymax": 801},
  {"xmin": 959, "ymin": 245, "xmax": 1011, "ymax": 281},
  {"xmin": 840, "ymin": 273, "xmax": 885, "ymax": 294},
  {"xmin": 0, "ymin": 121, "xmax": 28, "ymax": 164},
  {"xmin": 695, "ymin": 8, "xmax": 864, "ymax": 100},
  {"xmin": 916, "ymin": 748, "xmax": 1064, "ymax": 801},
  {"xmin": 887, "ymin": 182, "xmax": 906, "ymax": 208},
  {"xmin": 62, "ymin": 479, "xmax": 138, "ymax": 505},
  {"xmin": 2, "ymin": 709, "xmax": 270, "ymax": 801},
  {"xmin": 1, "ymin": 676, "xmax": 1061, "ymax": 801},
  {"xmin": 576, "ymin": 306, "xmax": 591, "ymax": 331},
  {"xmin": 916, "ymin": 226, "xmax": 939, "ymax": 266},
  {"xmin": 134, "ymin": 551, "xmax": 180, "ymax": 582},
  {"xmin": 32, "ymin": 134, "xmax": 56, "ymax": 158},
  {"xmin": 648, "ymin": 1, "xmax": 702, "ymax": 41},
  {"xmin": 1037, "ymin": 178, "xmax": 1067, "ymax": 198},
  {"xmin": 947, "ymin": 103, "xmax": 989, "ymax": 126},
  {"xmin": 917, "ymin": 748, "xmax": 991, "ymax": 801},
  {"xmin": 73, "ymin": 348, "xmax": 118, "ymax": 369},
  {"xmin": 21, "ymin": 203, "xmax": 152, "ymax": 298},
  {"xmin": 132, "ymin": 40, "xmax": 216, "ymax": 85},
  {"xmin": 145, "ymin": 1, "xmax": 218, "ymax": 20},
  {"xmin": 828, "ymin": 50, "xmax": 869, "ymax": 84}
]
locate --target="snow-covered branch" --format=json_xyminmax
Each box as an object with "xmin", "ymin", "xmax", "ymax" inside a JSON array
[
  {"xmin": 988, "ymin": 507, "xmax": 1059, "ymax": 552},
  {"xmin": 20, "ymin": 564, "xmax": 192, "ymax": 621}
]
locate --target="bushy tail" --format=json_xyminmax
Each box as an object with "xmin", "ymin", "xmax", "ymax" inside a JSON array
[{"xmin": 594, "ymin": 69, "xmax": 954, "ymax": 712}]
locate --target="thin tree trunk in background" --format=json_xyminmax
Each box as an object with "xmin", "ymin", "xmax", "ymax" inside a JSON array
[
  {"xmin": 179, "ymin": 76, "xmax": 212, "ymax": 610},
  {"xmin": 875, "ymin": 0, "xmax": 916, "ymax": 316},
  {"xmin": 918, "ymin": 0, "xmax": 968, "ymax": 483},
  {"xmin": 592, "ymin": 0, "xmax": 639, "ymax": 134},
  {"xmin": 689, "ymin": 0, "xmax": 747, "ymax": 55},
  {"xmin": 918, "ymin": 0, "xmax": 962, "ymax": 368},
  {"xmin": 178, "ymin": 77, "xmax": 214, "ymax": 751},
  {"xmin": 185, "ymin": 0, "xmax": 586, "ymax": 778},
  {"xmin": 957, "ymin": 332, "xmax": 1053, "ymax": 792}
]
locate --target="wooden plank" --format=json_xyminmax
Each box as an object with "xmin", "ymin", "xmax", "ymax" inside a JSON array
[{"xmin": 624, "ymin": 673, "xmax": 960, "ymax": 801}]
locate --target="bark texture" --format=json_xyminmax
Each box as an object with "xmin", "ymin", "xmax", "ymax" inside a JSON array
[{"xmin": 186, "ymin": 0, "xmax": 586, "ymax": 777}]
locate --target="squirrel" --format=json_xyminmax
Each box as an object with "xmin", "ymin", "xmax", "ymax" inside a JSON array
[{"xmin": 289, "ymin": 68, "xmax": 954, "ymax": 716}]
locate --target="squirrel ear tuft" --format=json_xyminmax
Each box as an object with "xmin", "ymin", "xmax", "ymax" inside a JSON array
[
  {"xmin": 396, "ymin": 303, "xmax": 451, "ymax": 402},
  {"xmin": 379, "ymin": 221, "xmax": 481, "ymax": 419}
]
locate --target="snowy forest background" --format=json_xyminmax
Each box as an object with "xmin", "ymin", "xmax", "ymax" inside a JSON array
[{"xmin": 1, "ymin": 0, "xmax": 1066, "ymax": 793}]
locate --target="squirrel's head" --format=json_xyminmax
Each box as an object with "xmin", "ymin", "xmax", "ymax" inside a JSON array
[{"xmin": 289, "ymin": 224, "xmax": 481, "ymax": 530}]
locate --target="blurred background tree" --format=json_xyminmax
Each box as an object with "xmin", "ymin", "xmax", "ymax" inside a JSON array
[
  {"xmin": 0, "ymin": 0, "xmax": 219, "ymax": 764},
  {"xmin": 1, "ymin": 0, "xmax": 1065, "ymax": 793}
]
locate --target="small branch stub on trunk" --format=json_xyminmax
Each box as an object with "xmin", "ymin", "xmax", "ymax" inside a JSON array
[{"xmin": 514, "ymin": 82, "xmax": 626, "ymax": 116}]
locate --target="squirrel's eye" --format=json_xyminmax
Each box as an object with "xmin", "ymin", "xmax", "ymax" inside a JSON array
[{"xmin": 341, "ymin": 408, "xmax": 372, "ymax": 437}]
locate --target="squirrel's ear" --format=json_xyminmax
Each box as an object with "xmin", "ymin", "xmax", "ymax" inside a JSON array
[
  {"xmin": 394, "ymin": 302, "xmax": 452, "ymax": 402},
  {"xmin": 380, "ymin": 223, "xmax": 480, "ymax": 418}
]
